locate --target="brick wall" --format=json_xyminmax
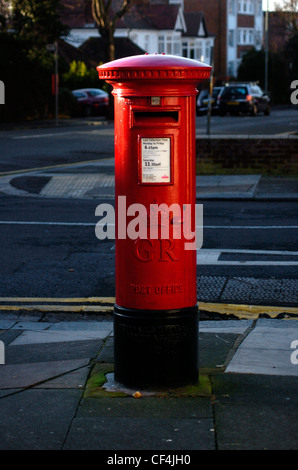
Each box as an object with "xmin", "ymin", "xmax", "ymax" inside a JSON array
[
  {"xmin": 196, "ymin": 136, "xmax": 298, "ymax": 175},
  {"xmin": 237, "ymin": 14, "xmax": 255, "ymax": 27},
  {"xmin": 184, "ymin": 0, "xmax": 228, "ymax": 80}
]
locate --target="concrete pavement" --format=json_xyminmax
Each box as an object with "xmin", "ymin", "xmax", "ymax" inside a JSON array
[
  {"xmin": 0, "ymin": 128, "xmax": 297, "ymax": 451},
  {"xmin": 1, "ymin": 163, "xmax": 297, "ymax": 312},
  {"xmin": 0, "ymin": 315, "xmax": 298, "ymax": 450}
]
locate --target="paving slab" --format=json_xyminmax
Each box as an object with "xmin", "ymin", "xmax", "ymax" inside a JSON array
[
  {"xmin": 9, "ymin": 328, "xmax": 111, "ymax": 345},
  {"xmin": 0, "ymin": 320, "xmax": 17, "ymax": 329},
  {"xmin": 226, "ymin": 324, "xmax": 298, "ymax": 376},
  {"xmin": 0, "ymin": 358, "xmax": 90, "ymax": 389},
  {"xmin": 199, "ymin": 319, "xmax": 253, "ymax": 334},
  {"xmin": 256, "ymin": 318, "xmax": 298, "ymax": 328},
  {"xmin": 226, "ymin": 347, "xmax": 298, "ymax": 376},
  {"xmin": 5, "ymin": 339, "xmax": 103, "ymax": 364},
  {"xmin": 96, "ymin": 336, "xmax": 114, "ymax": 363},
  {"xmin": 0, "ymin": 317, "xmax": 298, "ymax": 450},
  {"xmin": 64, "ymin": 416, "xmax": 216, "ymax": 450},
  {"xmin": 35, "ymin": 365, "xmax": 90, "ymax": 389},
  {"xmin": 0, "ymin": 329, "xmax": 22, "ymax": 345},
  {"xmin": 78, "ymin": 396, "xmax": 212, "ymax": 419},
  {"xmin": 212, "ymin": 374, "xmax": 298, "ymax": 450},
  {"xmin": 0, "ymin": 389, "xmax": 82, "ymax": 450},
  {"xmin": 0, "ymin": 390, "xmax": 18, "ymax": 398},
  {"xmin": 48, "ymin": 321, "xmax": 113, "ymax": 331},
  {"xmin": 11, "ymin": 322, "xmax": 53, "ymax": 331},
  {"xmin": 199, "ymin": 332, "xmax": 239, "ymax": 369}
]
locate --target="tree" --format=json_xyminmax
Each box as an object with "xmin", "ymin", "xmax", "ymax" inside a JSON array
[
  {"xmin": 274, "ymin": 0, "xmax": 298, "ymax": 35},
  {"xmin": 237, "ymin": 47, "xmax": 290, "ymax": 104},
  {"xmin": 237, "ymin": 48, "xmax": 266, "ymax": 86},
  {"xmin": 12, "ymin": 0, "xmax": 69, "ymax": 45},
  {"xmin": 284, "ymin": 31, "xmax": 298, "ymax": 80},
  {"xmin": 0, "ymin": 0, "xmax": 70, "ymax": 121},
  {"xmin": 91, "ymin": 0, "xmax": 136, "ymax": 62},
  {"xmin": 0, "ymin": 0, "xmax": 10, "ymax": 31}
]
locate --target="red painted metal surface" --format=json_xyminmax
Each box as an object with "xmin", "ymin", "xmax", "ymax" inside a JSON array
[{"xmin": 97, "ymin": 54, "xmax": 211, "ymax": 311}]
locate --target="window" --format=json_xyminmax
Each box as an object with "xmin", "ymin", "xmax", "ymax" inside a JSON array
[
  {"xmin": 205, "ymin": 40, "xmax": 211, "ymax": 62},
  {"xmin": 238, "ymin": 0, "xmax": 254, "ymax": 14},
  {"xmin": 166, "ymin": 35, "xmax": 172, "ymax": 54},
  {"xmin": 158, "ymin": 35, "xmax": 178, "ymax": 54},
  {"xmin": 249, "ymin": 29, "xmax": 253, "ymax": 44},
  {"xmin": 237, "ymin": 29, "xmax": 241, "ymax": 43},
  {"xmin": 237, "ymin": 28, "xmax": 254, "ymax": 45},
  {"xmin": 196, "ymin": 41, "xmax": 203, "ymax": 61},
  {"xmin": 249, "ymin": 0, "xmax": 254, "ymax": 13},
  {"xmin": 173, "ymin": 35, "xmax": 181, "ymax": 55},
  {"xmin": 158, "ymin": 35, "xmax": 165, "ymax": 54},
  {"xmin": 229, "ymin": 0, "xmax": 236, "ymax": 14},
  {"xmin": 227, "ymin": 61, "xmax": 235, "ymax": 76},
  {"xmin": 228, "ymin": 29, "xmax": 235, "ymax": 47},
  {"xmin": 255, "ymin": 30, "xmax": 262, "ymax": 47},
  {"xmin": 144, "ymin": 35, "xmax": 150, "ymax": 52},
  {"xmin": 182, "ymin": 40, "xmax": 209, "ymax": 61},
  {"xmin": 189, "ymin": 41, "xmax": 195, "ymax": 59}
]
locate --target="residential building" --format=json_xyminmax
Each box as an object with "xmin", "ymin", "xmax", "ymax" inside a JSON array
[
  {"xmin": 185, "ymin": 0, "xmax": 263, "ymax": 80},
  {"xmin": 60, "ymin": 0, "xmax": 215, "ymax": 65}
]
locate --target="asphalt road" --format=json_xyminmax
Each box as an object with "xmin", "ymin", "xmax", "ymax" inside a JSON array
[
  {"xmin": 0, "ymin": 125, "xmax": 115, "ymax": 173},
  {"xmin": 196, "ymin": 106, "xmax": 298, "ymax": 135},
  {"xmin": 0, "ymin": 110, "xmax": 297, "ymax": 299},
  {"xmin": 0, "ymin": 106, "xmax": 297, "ymax": 174},
  {"xmin": 0, "ymin": 194, "xmax": 297, "ymax": 299}
]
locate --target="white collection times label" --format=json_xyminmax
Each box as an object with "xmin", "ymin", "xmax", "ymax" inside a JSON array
[{"xmin": 141, "ymin": 137, "xmax": 171, "ymax": 183}]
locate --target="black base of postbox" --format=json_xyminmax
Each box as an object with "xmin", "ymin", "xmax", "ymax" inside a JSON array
[{"xmin": 113, "ymin": 304, "xmax": 199, "ymax": 389}]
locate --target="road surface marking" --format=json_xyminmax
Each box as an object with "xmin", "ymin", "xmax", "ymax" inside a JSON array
[
  {"xmin": 0, "ymin": 296, "xmax": 115, "ymax": 303},
  {"xmin": 0, "ymin": 305, "xmax": 114, "ymax": 312},
  {"xmin": 0, "ymin": 221, "xmax": 298, "ymax": 229},
  {"xmin": 199, "ymin": 302, "xmax": 298, "ymax": 320},
  {"xmin": 12, "ymin": 131, "xmax": 76, "ymax": 139},
  {"xmin": 0, "ymin": 221, "xmax": 96, "ymax": 226},
  {"xmin": 0, "ymin": 157, "xmax": 113, "ymax": 177},
  {"xmin": 11, "ymin": 129, "xmax": 114, "ymax": 140},
  {"xmin": 197, "ymin": 249, "xmax": 298, "ymax": 265},
  {"xmin": 0, "ymin": 297, "xmax": 297, "ymax": 319}
]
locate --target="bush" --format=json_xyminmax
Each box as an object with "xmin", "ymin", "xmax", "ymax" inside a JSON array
[{"xmin": 61, "ymin": 60, "xmax": 100, "ymax": 91}]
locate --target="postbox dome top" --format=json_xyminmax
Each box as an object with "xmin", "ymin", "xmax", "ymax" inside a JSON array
[{"xmin": 97, "ymin": 53, "xmax": 211, "ymax": 82}]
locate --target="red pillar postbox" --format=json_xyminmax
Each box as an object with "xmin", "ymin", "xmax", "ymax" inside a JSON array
[{"xmin": 97, "ymin": 54, "xmax": 211, "ymax": 388}]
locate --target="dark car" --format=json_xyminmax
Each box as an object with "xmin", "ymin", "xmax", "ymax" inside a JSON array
[
  {"xmin": 218, "ymin": 83, "xmax": 271, "ymax": 116},
  {"xmin": 71, "ymin": 88, "xmax": 109, "ymax": 117},
  {"xmin": 196, "ymin": 87, "xmax": 223, "ymax": 115}
]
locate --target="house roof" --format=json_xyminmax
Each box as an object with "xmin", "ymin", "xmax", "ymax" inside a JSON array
[
  {"xmin": 115, "ymin": 3, "xmax": 181, "ymax": 30},
  {"xmin": 183, "ymin": 11, "xmax": 209, "ymax": 37},
  {"xmin": 58, "ymin": 38, "xmax": 95, "ymax": 67},
  {"xmin": 79, "ymin": 37, "xmax": 145, "ymax": 65}
]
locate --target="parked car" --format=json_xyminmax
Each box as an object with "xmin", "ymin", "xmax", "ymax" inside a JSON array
[
  {"xmin": 218, "ymin": 83, "xmax": 271, "ymax": 116},
  {"xmin": 71, "ymin": 88, "xmax": 109, "ymax": 117},
  {"xmin": 196, "ymin": 87, "xmax": 223, "ymax": 115}
]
